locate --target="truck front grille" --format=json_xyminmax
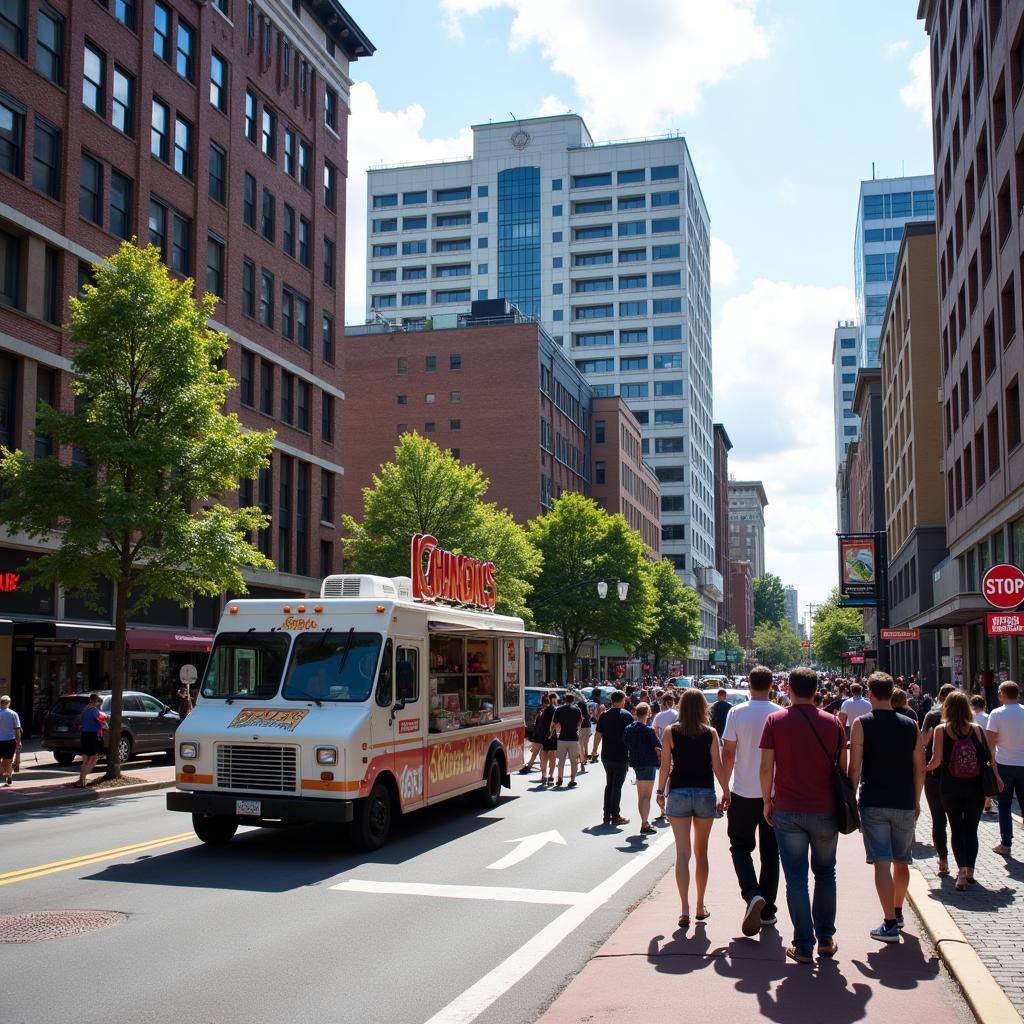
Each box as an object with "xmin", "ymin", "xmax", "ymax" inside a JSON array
[{"xmin": 215, "ymin": 744, "xmax": 299, "ymax": 793}]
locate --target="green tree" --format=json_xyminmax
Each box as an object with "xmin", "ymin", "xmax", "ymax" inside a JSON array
[
  {"xmin": 0, "ymin": 242, "xmax": 274, "ymax": 778},
  {"xmin": 718, "ymin": 626, "xmax": 743, "ymax": 653},
  {"xmin": 639, "ymin": 559, "xmax": 701, "ymax": 672},
  {"xmin": 753, "ymin": 620, "xmax": 804, "ymax": 669},
  {"xmin": 812, "ymin": 603, "xmax": 865, "ymax": 668},
  {"xmin": 527, "ymin": 493, "xmax": 656, "ymax": 683},
  {"xmin": 753, "ymin": 572, "xmax": 787, "ymax": 625},
  {"xmin": 341, "ymin": 433, "xmax": 540, "ymax": 618}
]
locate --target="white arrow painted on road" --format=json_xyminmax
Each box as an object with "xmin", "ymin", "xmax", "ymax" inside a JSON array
[{"xmin": 486, "ymin": 830, "xmax": 566, "ymax": 871}]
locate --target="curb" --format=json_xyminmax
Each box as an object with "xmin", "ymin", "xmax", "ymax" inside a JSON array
[
  {"xmin": 907, "ymin": 868, "xmax": 1023, "ymax": 1024},
  {"xmin": 0, "ymin": 779, "xmax": 176, "ymax": 816}
]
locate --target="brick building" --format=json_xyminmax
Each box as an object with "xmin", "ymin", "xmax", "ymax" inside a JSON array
[
  {"xmin": 0, "ymin": 0, "xmax": 372, "ymax": 726},
  {"xmin": 591, "ymin": 396, "xmax": 661, "ymax": 558},
  {"xmin": 727, "ymin": 559, "xmax": 754, "ymax": 649},
  {"xmin": 342, "ymin": 316, "xmax": 594, "ymax": 527},
  {"xmin": 916, "ymin": 1, "xmax": 1024, "ymax": 693}
]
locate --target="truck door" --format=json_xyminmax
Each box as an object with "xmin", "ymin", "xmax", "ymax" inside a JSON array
[{"xmin": 392, "ymin": 643, "xmax": 425, "ymax": 809}]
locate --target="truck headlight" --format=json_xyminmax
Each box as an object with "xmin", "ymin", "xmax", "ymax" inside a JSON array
[
  {"xmin": 316, "ymin": 746, "xmax": 338, "ymax": 765},
  {"xmin": 179, "ymin": 741, "xmax": 199, "ymax": 759}
]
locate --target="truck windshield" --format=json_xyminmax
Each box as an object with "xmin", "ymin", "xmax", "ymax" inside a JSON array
[
  {"xmin": 283, "ymin": 632, "xmax": 382, "ymax": 703},
  {"xmin": 202, "ymin": 633, "xmax": 290, "ymax": 700}
]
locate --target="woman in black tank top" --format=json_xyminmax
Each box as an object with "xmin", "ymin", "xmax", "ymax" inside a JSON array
[{"xmin": 656, "ymin": 689, "xmax": 732, "ymax": 928}]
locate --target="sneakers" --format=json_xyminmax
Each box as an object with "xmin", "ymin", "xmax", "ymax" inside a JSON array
[
  {"xmin": 518, "ymin": 766, "xmax": 531, "ymax": 774},
  {"xmin": 871, "ymin": 922, "xmax": 901, "ymax": 944},
  {"xmin": 760, "ymin": 914, "xmax": 777, "ymax": 926},
  {"xmin": 895, "ymin": 910, "xmax": 904, "ymax": 931},
  {"xmin": 786, "ymin": 946, "xmax": 814, "ymax": 964},
  {"xmin": 741, "ymin": 895, "xmax": 766, "ymax": 937},
  {"xmin": 993, "ymin": 843, "xmax": 1012, "ymax": 855},
  {"xmin": 3, "ymin": 774, "xmax": 11, "ymax": 787}
]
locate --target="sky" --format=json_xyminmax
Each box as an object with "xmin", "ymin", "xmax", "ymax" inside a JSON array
[{"xmin": 339, "ymin": 0, "xmax": 935, "ymax": 629}]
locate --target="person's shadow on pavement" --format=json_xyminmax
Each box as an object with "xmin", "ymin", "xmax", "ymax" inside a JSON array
[
  {"xmin": 645, "ymin": 928, "xmax": 722, "ymax": 977},
  {"xmin": 851, "ymin": 933, "xmax": 941, "ymax": 991},
  {"xmin": 757, "ymin": 958, "xmax": 872, "ymax": 1024}
]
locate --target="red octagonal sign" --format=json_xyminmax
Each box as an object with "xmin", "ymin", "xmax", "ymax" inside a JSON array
[{"xmin": 982, "ymin": 563, "xmax": 1024, "ymax": 609}]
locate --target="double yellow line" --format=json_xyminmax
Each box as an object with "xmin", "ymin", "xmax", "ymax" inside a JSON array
[{"xmin": 0, "ymin": 831, "xmax": 196, "ymax": 887}]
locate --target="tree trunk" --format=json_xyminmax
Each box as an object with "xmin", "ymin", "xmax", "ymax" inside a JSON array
[{"xmin": 104, "ymin": 576, "xmax": 130, "ymax": 780}]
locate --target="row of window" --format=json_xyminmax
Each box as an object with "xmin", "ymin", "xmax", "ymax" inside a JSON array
[
  {"xmin": 571, "ymin": 272, "xmax": 681, "ymax": 291},
  {"xmin": 371, "ymin": 264, "xmax": 472, "ymax": 282},
  {"xmin": 395, "ymin": 354, "xmax": 463, "ymax": 373},
  {"xmin": 571, "ymin": 191, "xmax": 679, "ymax": 214},
  {"xmin": 372, "ymin": 186, "xmax": 476, "ymax": 208},
  {"xmin": 573, "ymin": 299, "xmax": 682, "ymax": 319},
  {"xmin": 573, "ymin": 218, "xmax": 681, "ymax": 240},
  {"xmin": 585, "ymin": 380, "xmax": 684, "ymax": 398},
  {"xmin": 238, "ymin": 350, "xmax": 335, "ymax": 441},
  {"xmin": 575, "ymin": 353, "xmax": 682, "ymax": 373},
  {"xmin": 861, "ymin": 190, "xmax": 935, "ymax": 221},
  {"xmin": 574, "ymin": 326, "xmax": 684, "ymax": 346}
]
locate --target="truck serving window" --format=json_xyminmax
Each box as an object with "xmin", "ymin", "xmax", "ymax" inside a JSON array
[
  {"xmin": 283, "ymin": 632, "xmax": 383, "ymax": 702},
  {"xmin": 202, "ymin": 633, "xmax": 290, "ymax": 700}
]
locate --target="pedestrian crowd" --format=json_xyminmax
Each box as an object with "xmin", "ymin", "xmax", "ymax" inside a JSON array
[{"xmin": 521, "ymin": 666, "xmax": 1024, "ymax": 963}]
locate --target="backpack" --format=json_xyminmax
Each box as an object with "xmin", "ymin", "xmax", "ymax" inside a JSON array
[{"xmin": 947, "ymin": 729, "xmax": 980, "ymax": 779}]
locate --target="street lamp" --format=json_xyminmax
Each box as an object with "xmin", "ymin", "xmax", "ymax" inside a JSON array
[
  {"xmin": 597, "ymin": 581, "xmax": 608, "ymax": 599},
  {"xmin": 596, "ymin": 580, "xmax": 629, "ymax": 601},
  {"xmin": 617, "ymin": 580, "xmax": 629, "ymax": 602}
]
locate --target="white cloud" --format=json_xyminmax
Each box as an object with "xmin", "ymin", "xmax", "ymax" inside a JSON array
[
  {"xmin": 535, "ymin": 94, "xmax": 572, "ymax": 118},
  {"xmin": 710, "ymin": 236, "xmax": 737, "ymax": 288},
  {"xmin": 440, "ymin": 0, "xmax": 770, "ymax": 136},
  {"xmin": 900, "ymin": 46, "xmax": 932, "ymax": 126},
  {"xmin": 887, "ymin": 39, "xmax": 909, "ymax": 56},
  {"xmin": 714, "ymin": 279, "xmax": 856, "ymax": 607},
  {"xmin": 344, "ymin": 82, "xmax": 473, "ymax": 326}
]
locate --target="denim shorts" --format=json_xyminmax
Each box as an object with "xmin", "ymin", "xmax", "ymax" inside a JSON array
[
  {"xmin": 666, "ymin": 786, "xmax": 716, "ymax": 819},
  {"xmin": 860, "ymin": 805, "xmax": 916, "ymax": 864},
  {"xmin": 633, "ymin": 766, "xmax": 657, "ymax": 782}
]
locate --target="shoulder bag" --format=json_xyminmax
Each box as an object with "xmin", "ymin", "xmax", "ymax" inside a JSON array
[{"xmin": 797, "ymin": 706, "xmax": 860, "ymax": 834}]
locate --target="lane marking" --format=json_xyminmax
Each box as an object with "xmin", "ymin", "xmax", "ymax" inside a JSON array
[
  {"xmin": 0, "ymin": 832, "xmax": 196, "ymax": 887},
  {"xmin": 422, "ymin": 831, "xmax": 675, "ymax": 1024},
  {"xmin": 331, "ymin": 880, "xmax": 585, "ymax": 905},
  {"xmin": 486, "ymin": 830, "xmax": 566, "ymax": 871}
]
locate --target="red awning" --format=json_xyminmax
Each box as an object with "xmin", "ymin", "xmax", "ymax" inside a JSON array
[{"xmin": 126, "ymin": 629, "xmax": 214, "ymax": 652}]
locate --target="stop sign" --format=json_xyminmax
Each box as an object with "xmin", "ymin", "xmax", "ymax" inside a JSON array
[{"xmin": 982, "ymin": 563, "xmax": 1024, "ymax": 609}]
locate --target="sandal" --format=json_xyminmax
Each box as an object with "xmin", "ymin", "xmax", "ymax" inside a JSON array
[
  {"xmin": 937, "ymin": 858, "xmax": 949, "ymax": 875},
  {"xmin": 696, "ymin": 907, "xmax": 710, "ymax": 921},
  {"xmin": 955, "ymin": 869, "xmax": 967, "ymax": 891},
  {"xmin": 678, "ymin": 914, "xmax": 690, "ymax": 929}
]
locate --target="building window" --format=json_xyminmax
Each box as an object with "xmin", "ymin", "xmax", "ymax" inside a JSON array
[
  {"xmin": 320, "ymin": 468, "xmax": 334, "ymax": 522},
  {"xmin": 595, "ymin": 461, "xmax": 605, "ymax": 485},
  {"xmin": 83, "ymin": 43, "xmax": 105, "ymax": 114},
  {"xmin": 278, "ymin": 455, "xmax": 291, "ymax": 573},
  {"xmin": 240, "ymin": 350, "xmax": 254, "ymax": 406},
  {"xmin": 322, "ymin": 393, "xmax": 334, "ymax": 442},
  {"xmin": 36, "ymin": 6, "xmax": 63, "ymax": 84},
  {"xmin": 173, "ymin": 116, "xmax": 192, "ymax": 178},
  {"xmin": 296, "ymin": 380, "xmax": 310, "ymax": 431},
  {"xmin": 323, "ymin": 238, "xmax": 335, "ymax": 287},
  {"xmin": 208, "ymin": 142, "xmax": 226, "ymax": 204},
  {"xmin": 176, "ymin": 20, "xmax": 195, "ymax": 80},
  {"xmin": 244, "ymin": 91, "xmax": 256, "ymax": 143},
  {"xmin": 79, "ymin": 153, "xmax": 102, "ymax": 225},
  {"xmin": 151, "ymin": 98, "xmax": 169, "ymax": 161},
  {"xmin": 298, "ymin": 217, "xmax": 310, "ymax": 267},
  {"xmin": 112, "ymin": 67, "xmax": 134, "ymax": 136},
  {"xmin": 109, "ymin": 171, "xmax": 131, "ymax": 240},
  {"xmin": 324, "ymin": 161, "xmax": 336, "ymax": 211},
  {"xmin": 243, "ymin": 172, "xmax": 256, "ymax": 227},
  {"xmin": 148, "ymin": 198, "xmax": 167, "ymax": 259},
  {"xmin": 210, "ymin": 51, "xmax": 227, "ymax": 112},
  {"xmin": 324, "ymin": 86, "xmax": 337, "ymax": 129},
  {"xmin": 0, "ymin": 230, "xmax": 22, "ymax": 309},
  {"xmin": 284, "ymin": 129, "xmax": 295, "ymax": 177},
  {"xmin": 281, "ymin": 289, "xmax": 294, "ymax": 341},
  {"xmin": 31, "ymin": 117, "xmax": 59, "ymax": 198},
  {"xmin": 322, "ymin": 313, "xmax": 334, "ymax": 364},
  {"xmin": 242, "ymin": 258, "xmax": 255, "ymax": 316},
  {"xmin": 651, "ymin": 164, "xmax": 679, "ymax": 180},
  {"xmin": 281, "ymin": 204, "xmax": 295, "ymax": 258},
  {"xmin": 0, "ymin": 0, "xmax": 25, "ymax": 57},
  {"xmin": 280, "ymin": 371, "xmax": 294, "ymax": 422},
  {"xmin": 296, "ymin": 294, "xmax": 309, "ymax": 350},
  {"xmin": 206, "ymin": 233, "xmax": 224, "ymax": 298},
  {"xmin": 261, "ymin": 107, "xmax": 275, "ymax": 158},
  {"xmin": 319, "ymin": 540, "xmax": 333, "ymax": 577},
  {"xmin": 298, "ymin": 141, "xmax": 310, "ymax": 188},
  {"xmin": 261, "ymin": 188, "xmax": 275, "ymax": 241},
  {"xmin": 171, "ymin": 212, "xmax": 191, "ymax": 275},
  {"xmin": 397, "ymin": 357, "xmax": 408, "ymax": 374},
  {"xmin": 153, "ymin": 2, "xmax": 171, "ymax": 62},
  {"xmin": 259, "ymin": 359, "xmax": 273, "ymax": 415},
  {"xmin": 259, "ymin": 269, "xmax": 273, "ymax": 327},
  {"xmin": 295, "ymin": 461, "xmax": 309, "ymax": 576}
]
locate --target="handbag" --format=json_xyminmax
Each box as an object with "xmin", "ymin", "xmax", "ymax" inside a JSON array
[
  {"xmin": 975, "ymin": 726, "xmax": 1000, "ymax": 798},
  {"xmin": 796, "ymin": 706, "xmax": 860, "ymax": 835}
]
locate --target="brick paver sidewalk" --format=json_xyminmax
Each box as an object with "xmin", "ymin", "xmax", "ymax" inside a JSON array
[{"xmin": 915, "ymin": 803, "xmax": 1024, "ymax": 1015}]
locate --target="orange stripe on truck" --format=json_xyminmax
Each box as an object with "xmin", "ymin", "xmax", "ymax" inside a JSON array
[
  {"xmin": 176, "ymin": 773, "xmax": 213, "ymax": 785},
  {"xmin": 300, "ymin": 779, "xmax": 360, "ymax": 792}
]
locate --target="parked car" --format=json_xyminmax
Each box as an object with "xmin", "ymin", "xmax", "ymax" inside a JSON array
[
  {"xmin": 703, "ymin": 688, "xmax": 749, "ymax": 707},
  {"xmin": 700, "ymin": 674, "xmax": 731, "ymax": 689},
  {"xmin": 525, "ymin": 686, "xmax": 567, "ymax": 715},
  {"xmin": 41, "ymin": 691, "xmax": 180, "ymax": 765},
  {"xmin": 666, "ymin": 676, "xmax": 694, "ymax": 689}
]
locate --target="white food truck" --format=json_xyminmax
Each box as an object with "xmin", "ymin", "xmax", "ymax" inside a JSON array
[{"xmin": 168, "ymin": 535, "xmax": 542, "ymax": 849}]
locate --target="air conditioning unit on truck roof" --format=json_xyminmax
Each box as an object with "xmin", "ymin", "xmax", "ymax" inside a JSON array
[{"xmin": 319, "ymin": 574, "xmax": 413, "ymax": 599}]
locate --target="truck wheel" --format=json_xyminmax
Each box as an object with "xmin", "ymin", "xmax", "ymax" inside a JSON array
[
  {"xmin": 192, "ymin": 813, "xmax": 238, "ymax": 845},
  {"xmin": 348, "ymin": 782, "xmax": 392, "ymax": 851},
  {"xmin": 54, "ymin": 751, "xmax": 75, "ymax": 766},
  {"xmin": 474, "ymin": 756, "xmax": 502, "ymax": 808}
]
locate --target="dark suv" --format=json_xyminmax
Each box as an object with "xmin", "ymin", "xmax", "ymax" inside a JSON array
[{"xmin": 41, "ymin": 691, "xmax": 180, "ymax": 765}]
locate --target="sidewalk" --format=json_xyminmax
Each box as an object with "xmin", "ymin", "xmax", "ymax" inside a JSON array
[
  {"xmin": 539, "ymin": 817, "xmax": 976, "ymax": 1024},
  {"xmin": 0, "ymin": 741, "xmax": 176, "ymax": 814}
]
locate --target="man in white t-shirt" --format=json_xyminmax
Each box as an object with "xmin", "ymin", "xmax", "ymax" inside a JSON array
[
  {"xmin": 839, "ymin": 683, "xmax": 871, "ymax": 737},
  {"xmin": 722, "ymin": 665, "xmax": 780, "ymax": 936},
  {"xmin": 987, "ymin": 680, "xmax": 1024, "ymax": 855}
]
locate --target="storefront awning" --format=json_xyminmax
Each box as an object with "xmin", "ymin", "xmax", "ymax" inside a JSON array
[
  {"xmin": 16, "ymin": 621, "xmax": 117, "ymax": 641},
  {"xmin": 126, "ymin": 628, "xmax": 214, "ymax": 652},
  {"xmin": 909, "ymin": 594, "xmax": 989, "ymax": 629},
  {"xmin": 427, "ymin": 619, "xmax": 555, "ymax": 641}
]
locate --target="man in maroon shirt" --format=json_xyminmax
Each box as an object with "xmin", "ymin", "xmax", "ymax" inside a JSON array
[{"xmin": 760, "ymin": 666, "xmax": 847, "ymax": 964}]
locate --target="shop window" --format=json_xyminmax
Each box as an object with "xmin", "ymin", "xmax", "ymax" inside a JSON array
[{"xmin": 428, "ymin": 635, "xmax": 497, "ymax": 731}]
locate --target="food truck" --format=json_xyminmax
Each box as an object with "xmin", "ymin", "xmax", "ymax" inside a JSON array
[{"xmin": 167, "ymin": 535, "xmax": 544, "ymax": 850}]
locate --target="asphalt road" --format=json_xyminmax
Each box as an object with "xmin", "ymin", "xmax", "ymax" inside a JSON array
[{"xmin": 3, "ymin": 766, "xmax": 675, "ymax": 1024}]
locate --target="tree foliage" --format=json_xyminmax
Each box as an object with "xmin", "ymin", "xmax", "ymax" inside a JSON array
[
  {"xmin": 812, "ymin": 595, "xmax": 865, "ymax": 668},
  {"xmin": 0, "ymin": 242, "xmax": 274, "ymax": 777},
  {"xmin": 639, "ymin": 559, "xmax": 702, "ymax": 671},
  {"xmin": 341, "ymin": 433, "xmax": 540, "ymax": 618},
  {"xmin": 753, "ymin": 572, "xmax": 787, "ymax": 625},
  {"xmin": 753, "ymin": 620, "xmax": 804, "ymax": 670},
  {"xmin": 718, "ymin": 626, "xmax": 743, "ymax": 653},
  {"xmin": 527, "ymin": 493, "xmax": 656, "ymax": 682}
]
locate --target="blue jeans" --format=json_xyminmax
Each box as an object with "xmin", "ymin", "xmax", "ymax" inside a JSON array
[
  {"xmin": 996, "ymin": 763, "xmax": 1024, "ymax": 847},
  {"xmin": 773, "ymin": 810, "xmax": 839, "ymax": 954}
]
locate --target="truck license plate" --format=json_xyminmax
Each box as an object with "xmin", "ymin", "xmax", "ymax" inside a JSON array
[{"xmin": 236, "ymin": 800, "xmax": 261, "ymax": 817}]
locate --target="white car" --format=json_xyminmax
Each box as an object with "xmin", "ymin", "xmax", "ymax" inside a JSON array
[
  {"xmin": 704, "ymin": 688, "xmax": 749, "ymax": 707},
  {"xmin": 666, "ymin": 676, "xmax": 694, "ymax": 689}
]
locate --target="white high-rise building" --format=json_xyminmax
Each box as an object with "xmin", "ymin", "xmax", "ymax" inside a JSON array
[
  {"xmin": 784, "ymin": 585, "xmax": 799, "ymax": 634},
  {"xmin": 832, "ymin": 320, "xmax": 859, "ymax": 472},
  {"xmin": 365, "ymin": 115, "xmax": 719, "ymax": 658}
]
